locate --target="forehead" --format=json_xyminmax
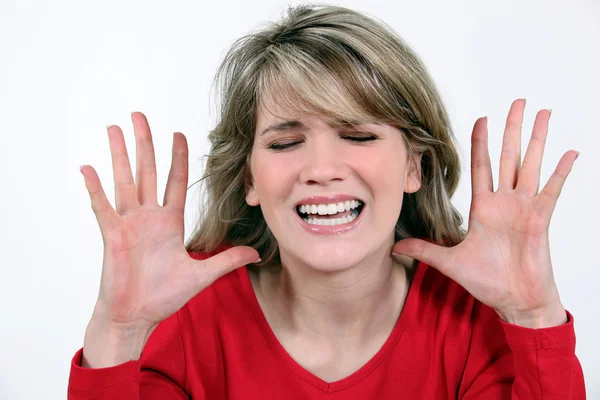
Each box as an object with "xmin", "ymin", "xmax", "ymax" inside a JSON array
[
  {"xmin": 255, "ymin": 99, "xmax": 304, "ymax": 124},
  {"xmin": 255, "ymin": 96, "xmax": 379, "ymax": 133},
  {"xmin": 254, "ymin": 70, "xmax": 385, "ymax": 130},
  {"xmin": 255, "ymin": 107, "xmax": 385, "ymax": 141}
]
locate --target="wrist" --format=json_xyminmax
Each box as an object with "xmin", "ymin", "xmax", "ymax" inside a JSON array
[
  {"xmin": 497, "ymin": 303, "xmax": 567, "ymax": 329},
  {"xmin": 82, "ymin": 318, "xmax": 155, "ymax": 368}
]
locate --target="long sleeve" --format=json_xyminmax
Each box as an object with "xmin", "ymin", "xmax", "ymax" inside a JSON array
[
  {"xmin": 458, "ymin": 301, "xmax": 586, "ymax": 399},
  {"xmin": 67, "ymin": 311, "xmax": 191, "ymax": 400}
]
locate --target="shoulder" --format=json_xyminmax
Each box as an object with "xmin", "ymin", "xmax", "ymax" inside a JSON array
[
  {"xmin": 407, "ymin": 260, "xmax": 509, "ymax": 379},
  {"xmin": 413, "ymin": 260, "xmax": 498, "ymax": 330},
  {"xmin": 408, "ymin": 238, "xmax": 481, "ymax": 317},
  {"xmin": 184, "ymin": 245, "xmax": 249, "ymax": 314},
  {"xmin": 416, "ymin": 261, "xmax": 472, "ymax": 305},
  {"xmin": 141, "ymin": 245, "xmax": 249, "ymax": 395},
  {"xmin": 147, "ymin": 245, "xmax": 248, "ymax": 346}
]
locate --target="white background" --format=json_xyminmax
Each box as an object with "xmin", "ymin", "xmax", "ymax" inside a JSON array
[{"xmin": 1, "ymin": 0, "xmax": 598, "ymax": 398}]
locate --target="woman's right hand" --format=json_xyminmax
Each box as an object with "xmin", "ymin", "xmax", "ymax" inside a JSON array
[{"xmin": 79, "ymin": 112, "xmax": 259, "ymax": 367}]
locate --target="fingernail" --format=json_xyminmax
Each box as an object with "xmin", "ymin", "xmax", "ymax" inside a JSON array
[
  {"xmin": 79, "ymin": 164, "xmax": 85, "ymax": 172},
  {"xmin": 254, "ymin": 257, "xmax": 262, "ymax": 263},
  {"xmin": 575, "ymin": 151, "xmax": 580, "ymax": 160}
]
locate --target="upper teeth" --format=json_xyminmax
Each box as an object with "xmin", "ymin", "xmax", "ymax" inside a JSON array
[{"xmin": 298, "ymin": 200, "xmax": 363, "ymax": 215}]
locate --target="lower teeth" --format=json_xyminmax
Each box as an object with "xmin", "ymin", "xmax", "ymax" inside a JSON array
[{"xmin": 302, "ymin": 209, "xmax": 359, "ymax": 226}]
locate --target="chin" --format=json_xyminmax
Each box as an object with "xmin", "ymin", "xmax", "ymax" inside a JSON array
[{"xmin": 289, "ymin": 242, "xmax": 368, "ymax": 272}]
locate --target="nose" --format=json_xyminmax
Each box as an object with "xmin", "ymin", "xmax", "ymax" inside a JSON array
[{"xmin": 298, "ymin": 135, "xmax": 351, "ymax": 186}]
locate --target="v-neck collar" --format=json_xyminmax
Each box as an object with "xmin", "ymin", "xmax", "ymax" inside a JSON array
[{"xmin": 237, "ymin": 260, "xmax": 425, "ymax": 393}]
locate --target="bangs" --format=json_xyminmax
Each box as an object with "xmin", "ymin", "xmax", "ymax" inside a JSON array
[{"xmin": 256, "ymin": 39, "xmax": 400, "ymax": 127}]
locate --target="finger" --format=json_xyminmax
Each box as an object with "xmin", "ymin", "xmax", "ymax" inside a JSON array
[
  {"xmin": 131, "ymin": 112, "xmax": 158, "ymax": 205},
  {"xmin": 536, "ymin": 150, "xmax": 579, "ymax": 221},
  {"xmin": 108, "ymin": 125, "xmax": 138, "ymax": 214},
  {"xmin": 193, "ymin": 246, "xmax": 261, "ymax": 290},
  {"xmin": 80, "ymin": 164, "xmax": 119, "ymax": 233},
  {"xmin": 516, "ymin": 109, "xmax": 551, "ymax": 197},
  {"xmin": 163, "ymin": 132, "xmax": 189, "ymax": 213},
  {"xmin": 470, "ymin": 116, "xmax": 494, "ymax": 197},
  {"xmin": 392, "ymin": 238, "xmax": 457, "ymax": 281},
  {"xmin": 498, "ymin": 99, "xmax": 526, "ymax": 190}
]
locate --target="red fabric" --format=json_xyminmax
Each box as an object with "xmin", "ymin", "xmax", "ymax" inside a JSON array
[{"xmin": 68, "ymin": 250, "xmax": 586, "ymax": 399}]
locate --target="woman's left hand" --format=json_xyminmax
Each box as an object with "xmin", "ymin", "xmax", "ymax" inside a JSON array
[{"xmin": 392, "ymin": 98, "xmax": 579, "ymax": 328}]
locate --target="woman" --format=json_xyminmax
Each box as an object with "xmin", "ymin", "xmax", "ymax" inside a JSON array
[{"xmin": 68, "ymin": 4, "xmax": 586, "ymax": 399}]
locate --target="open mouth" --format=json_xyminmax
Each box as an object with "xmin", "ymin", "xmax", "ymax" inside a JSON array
[{"xmin": 296, "ymin": 200, "xmax": 365, "ymax": 226}]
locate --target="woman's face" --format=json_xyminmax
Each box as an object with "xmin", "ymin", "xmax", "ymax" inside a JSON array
[{"xmin": 246, "ymin": 101, "xmax": 422, "ymax": 272}]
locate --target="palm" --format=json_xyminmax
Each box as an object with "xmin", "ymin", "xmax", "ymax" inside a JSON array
[
  {"xmin": 81, "ymin": 112, "xmax": 259, "ymax": 332},
  {"xmin": 98, "ymin": 206, "xmax": 192, "ymax": 326},
  {"xmin": 447, "ymin": 190, "xmax": 554, "ymax": 313},
  {"xmin": 393, "ymin": 99, "xmax": 578, "ymax": 324}
]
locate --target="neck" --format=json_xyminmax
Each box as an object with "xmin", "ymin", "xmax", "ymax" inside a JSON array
[{"xmin": 257, "ymin": 248, "xmax": 412, "ymax": 347}]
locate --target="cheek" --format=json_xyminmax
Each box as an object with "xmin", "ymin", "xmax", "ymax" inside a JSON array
[
  {"xmin": 349, "ymin": 146, "xmax": 407, "ymax": 228},
  {"xmin": 251, "ymin": 155, "xmax": 298, "ymax": 205},
  {"xmin": 351, "ymin": 147, "xmax": 407, "ymax": 194}
]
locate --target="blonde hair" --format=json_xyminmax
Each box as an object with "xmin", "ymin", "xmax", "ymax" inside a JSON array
[{"xmin": 185, "ymin": 4, "xmax": 466, "ymax": 267}]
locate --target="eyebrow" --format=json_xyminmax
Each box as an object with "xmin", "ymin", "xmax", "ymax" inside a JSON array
[
  {"xmin": 260, "ymin": 120, "xmax": 307, "ymax": 136},
  {"xmin": 260, "ymin": 120, "xmax": 379, "ymax": 136}
]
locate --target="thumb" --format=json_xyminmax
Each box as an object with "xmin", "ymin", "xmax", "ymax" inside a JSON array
[
  {"xmin": 192, "ymin": 246, "xmax": 261, "ymax": 290},
  {"xmin": 392, "ymin": 238, "xmax": 456, "ymax": 279}
]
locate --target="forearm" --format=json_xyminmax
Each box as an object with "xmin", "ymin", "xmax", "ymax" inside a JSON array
[{"xmin": 69, "ymin": 314, "xmax": 188, "ymax": 400}]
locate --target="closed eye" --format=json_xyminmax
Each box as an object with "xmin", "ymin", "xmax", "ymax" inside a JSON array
[
  {"xmin": 268, "ymin": 134, "xmax": 377, "ymax": 151},
  {"xmin": 342, "ymin": 134, "xmax": 377, "ymax": 142}
]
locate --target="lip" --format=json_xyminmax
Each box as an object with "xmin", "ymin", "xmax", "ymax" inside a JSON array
[{"xmin": 294, "ymin": 198, "xmax": 365, "ymax": 235}]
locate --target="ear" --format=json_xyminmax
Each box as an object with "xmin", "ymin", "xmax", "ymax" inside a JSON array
[
  {"xmin": 246, "ymin": 181, "xmax": 260, "ymax": 206},
  {"xmin": 404, "ymin": 152, "xmax": 423, "ymax": 194},
  {"xmin": 243, "ymin": 159, "xmax": 260, "ymax": 206}
]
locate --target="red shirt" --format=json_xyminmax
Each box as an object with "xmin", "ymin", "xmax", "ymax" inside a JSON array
[{"xmin": 68, "ymin": 250, "xmax": 586, "ymax": 399}]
